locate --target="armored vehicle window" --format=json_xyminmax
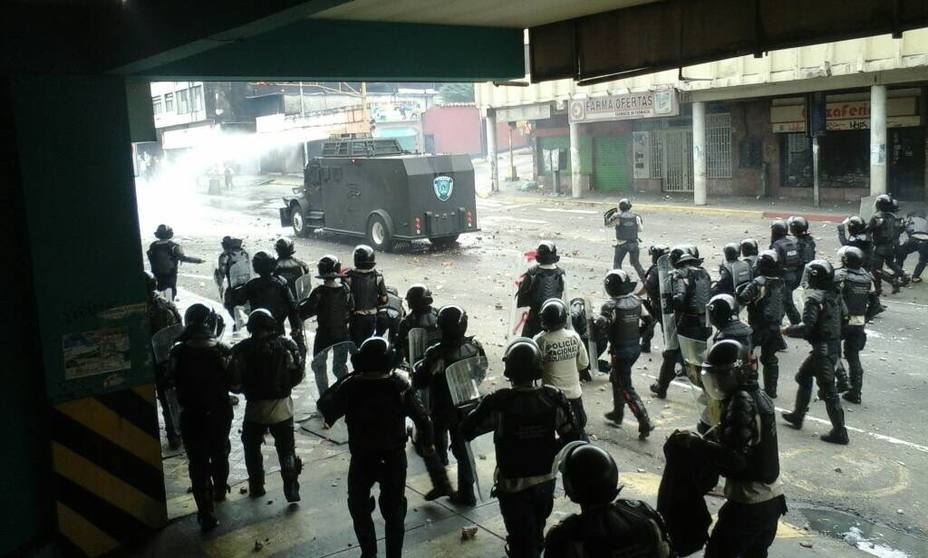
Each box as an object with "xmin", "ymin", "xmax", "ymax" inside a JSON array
[
  {"xmin": 307, "ymin": 166, "xmax": 321, "ymax": 185},
  {"xmin": 336, "ymin": 142, "xmax": 350, "ymax": 157},
  {"xmin": 321, "ymin": 143, "xmax": 338, "ymax": 157},
  {"xmin": 350, "ymin": 142, "xmax": 370, "ymax": 156},
  {"xmin": 372, "ymin": 140, "xmax": 403, "ymax": 155}
]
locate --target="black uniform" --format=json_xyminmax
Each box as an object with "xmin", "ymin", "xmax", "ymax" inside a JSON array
[
  {"xmin": 169, "ymin": 332, "xmax": 233, "ymax": 521},
  {"xmin": 654, "ymin": 265, "xmax": 713, "ymax": 394},
  {"xmin": 796, "ymin": 234, "xmax": 816, "ymax": 270},
  {"xmin": 275, "ymin": 256, "xmax": 310, "ymax": 301},
  {"xmin": 396, "ymin": 307, "xmax": 440, "ymax": 364},
  {"xmin": 770, "ymin": 235, "xmax": 803, "ymax": 325},
  {"xmin": 230, "ymin": 332, "xmax": 305, "ymax": 496},
  {"xmin": 230, "ymin": 275, "xmax": 302, "ymax": 334},
  {"xmin": 713, "ymin": 319, "xmax": 753, "ymax": 352},
  {"xmin": 608, "ymin": 210, "xmax": 646, "ymax": 279},
  {"xmin": 870, "ymin": 209, "xmax": 907, "ymax": 291},
  {"xmin": 148, "ymin": 239, "xmax": 203, "ymax": 299},
  {"xmin": 896, "ymin": 215, "xmax": 928, "ymax": 280},
  {"xmin": 318, "ymin": 372, "xmax": 433, "ymax": 558},
  {"xmin": 346, "ymin": 269, "xmax": 388, "ymax": 346},
  {"xmin": 640, "ymin": 263, "xmax": 662, "ymax": 353},
  {"xmin": 544, "ymin": 499, "xmax": 673, "ymax": 558},
  {"xmin": 299, "ymin": 282, "xmax": 353, "ymax": 393},
  {"xmin": 517, "ymin": 265, "xmax": 566, "ymax": 339},
  {"xmin": 835, "ymin": 267, "xmax": 873, "ymax": 402},
  {"xmin": 783, "ymin": 288, "xmax": 847, "ymax": 439},
  {"xmin": 838, "ymin": 227, "xmax": 882, "ymax": 318},
  {"xmin": 148, "ymin": 293, "xmax": 182, "ymax": 444},
  {"xmin": 713, "ymin": 258, "xmax": 753, "ymax": 297},
  {"xmin": 596, "ymin": 294, "xmax": 653, "ymax": 437},
  {"xmin": 412, "ymin": 337, "xmax": 486, "ymax": 501},
  {"xmin": 737, "ymin": 276, "xmax": 786, "ymax": 398},
  {"xmin": 460, "ymin": 385, "xmax": 578, "ymax": 558}
]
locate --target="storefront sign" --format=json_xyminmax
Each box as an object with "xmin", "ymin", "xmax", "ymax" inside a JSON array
[
  {"xmin": 569, "ymin": 90, "xmax": 679, "ymax": 123},
  {"xmin": 496, "ymin": 103, "xmax": 551, "ymax": 122},
  {"xmin": 771, "ymin": 97, "xmax": 919, "ymax": 133},
  {"xmin": 633, "ymin": 131, "xmax": 650, "ymax": 179}
]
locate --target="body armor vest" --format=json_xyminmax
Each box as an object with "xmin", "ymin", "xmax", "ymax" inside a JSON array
[
  {"xmin": 316, "ymin": 284, "xmax": 351, "ymax": 336},
  {"xmin": 772, "ymin": 237, "xmax": 801, "ymax": 271},
  {"xmin": 805, "ymin": 290, "xmax": 843, "ymax": 342},
  {"xmin": 276, "ymin": 257, "xmax": 308, "ymax": 292},
  {"xmin": 494, "ymin": 387, "xmax": 562, "ymax": 478},
  {"xmin": 870, "ymin": 211, "xmax": 898, "ymax": 246},
  {"xmin": 149, "ymin": 241, "xmax": 177, "ymax": 275},
  {"xmin": 686, "ymin": 268, "xmax": 712, "ymax": 317},
  {"xmin": 171, "ymin": 342, "xmax": 230, "ymax": 412},
  {"xmin": 615, "ymin": 212, "xmax": 639, "ymax": 241},
  {"xmin": 747, "ymin": 276, "xmax": 785, "ymax": 327},
  {"xmin": 348, "ymin": 270, "xmax": 382, "ymax": 311},
  {"xmin": 529, "ymin": 267, "xmax": 565, "ymax": 311},
  {"xmin": 604, "ymin": 295, "xmax": 641, "ymax": 347},
  {"xmin": 715, "ymin": 320, "xmax": 753, "ymax": 350},
  {"xmin": 724, "ymin": 260, "xmax": 753, "ymax": 292},
  {"xmin": 238, "ymin": 336, "xmax": 299, "ymax": 400},
  {"xmin": 722, "ymin": 389, "xmax": 780, "ymax": 485},
  {"xmin": 245, "ymin": 276, "xmax": 291, "ymax": 325},
  {"xmin": 796, "ymin": 236, "xmax": 816, "ymax": 265},
  {"xmin": 837, "ymin": 269, "xmax": 872, "ymax": 318}
]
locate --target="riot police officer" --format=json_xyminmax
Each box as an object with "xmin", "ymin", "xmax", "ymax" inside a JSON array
[
  {"xmin": 769, "ymin": 220, "xmax": 803, "ymax": 325},
  {"xmin": 838, "ymin": 215, "xmax": 883, "ymax": 320},
  {"xmin": 274, "ymin": 238, "xmax": 310, "ymax": 301},
  {"xmin": 298, "ymin": 255, "xmax": 353, "ymax": 394},
  {"xmin": 605, "ymin": 198, "xmax": 646, "ymax": 279},
  {"xmin": 396, "ymin": 284, "xmax": 440, "ymax": 364},
  {"xmin": 639, "ymin": 244, "xmax": 669, "ymax": 354},
  {"xmin": 835, "ymin": 247, "xmax": 873, "ymax": 404},
  {"xmin": 346, "ymin": 245, "xmax": 388, "ymax": 346},
  {"xmin": 544, "ymin": 444, "xmax": 673, "ymax": 558},
  {"xmin": 169, "ymin": 304, "xmax": 232, "ymax": 531},
  {"xmin": 650, "ymin": 246, "xmax": 712, "ymax": 399},
  {"xmin": 317, "ymin": 337, "xmax": 434, "ymax": 558},
  {"xmin": 460, "ymin": 338, "xmax": 579, "ymax": 558},
  {"xmin": 516, "ymin": 241, "xmax": 566, "ymax": 339},
  {"xmin": 215, "ymin": 236, "xmax": 251, "ymax": 320},
  {"xmin": 782, "ymin": 261, "xmax": 850, "ymax": 445},
  {"xmin": 713, "ymin": 243, "xmax": 753, "ymax": 296},
  {"xmin": 869, "ymin": 194, "xmax": 909, "ymax": 294},
  {"xmin": 789, "ymin": 216, "xmax": 817, "ymax": 272},
  {"xmin": 230, "ymin": 251, "xmax": 303, "ymax": 333},
  {"xmin": 740, "ymin": 238, "xmax": 760, "ymax": 269},
  {"xmin": 145, "ymin": 271, "xmax": 183, "ymax": 449},
  {"xmin": 675, "ymin": 340, "xmax": 786, "ymax": 558},
  {"xmin": 597, "ymin": 270, "xmax": 654, "ymax": 439},
  {"xmin": 708, "ymin": 294, "xmax": 753, "ymax": 350},
  {"xmin": 737, "ymin": 250, "xmax": 787, "ymax": 399},
  {"xmin": 412, "ymin": 305, "xmax": 486, "ymax": 506},
  {"xmin": 896, "ymin": 210, "xmax": 928, "ymax": 282},
  {"xmin": 231, "ymin": 309, "xmax": 306, "ymax": 500},
  {"xmin": 147, "ymin": 224, "xmax": 205, "ymax": 300}
]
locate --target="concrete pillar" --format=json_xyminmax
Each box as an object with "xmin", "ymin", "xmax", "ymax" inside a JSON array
[
  {"xmin": 569, "ymin": 120, "xmax": 581, "ymax": 198},
  {"xmin": 870, "ymin": 84, "xmax": 888, "ymax": 195},
  {"xmin": 485, "ymin": 109, "xmax": 498, "ymax": 192},
  {"xmin": 692, "ymin": 101, "xmax": 707, "ymax": 206}
]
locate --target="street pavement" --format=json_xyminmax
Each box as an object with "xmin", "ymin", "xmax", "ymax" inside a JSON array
[{"xmin": 135, "ymin": 176, "xmax": 928, "ymax": 557}]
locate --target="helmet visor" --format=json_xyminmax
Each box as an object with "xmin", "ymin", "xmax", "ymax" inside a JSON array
[{"xmin": 701, "ymin": 364, "xmax": 738, "ymax": 400}]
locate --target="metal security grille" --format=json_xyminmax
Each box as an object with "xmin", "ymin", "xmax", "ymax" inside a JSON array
[
  {"xmin": 707, "ymin": 113, "xmax": 732, "ymax": 179},
  {"xmin": 662, "ymin": 129, "xmax": 693, "ymax": 192},
  {"xmin": 650, "ymin": 130, "xmax": 664, "ymax": 179}
]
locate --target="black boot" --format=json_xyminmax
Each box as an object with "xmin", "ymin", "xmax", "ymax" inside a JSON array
[
  {"xmin": 423, "ymin": 452, "xmax": 453, "ymax": 501},
  {"xmin": 781, "ymin": 411, "xmax": 804, "ymax": 430},
  {"xmin": 821, "ymin": 400, "xmax": 850, "ymax": 445},
  {"xmin": 835, "ymin": 364, "xmax": 850, "ymax": 393},
  {"xmin": 649, "ymin": 383, "xmax": 667, "ymax": 399},
  {"xmin": 843, "ymin": 362, "xmax": 863, "ymax": 404},
  {"xmin": 248, "ymin": 475, "xmax": 266, "ymax": 498},
  {"xmin": 604, "ymin": 383, "xmax": 625, "ymax": 425},
  {"xmin": 281, "ymin": 456, "xmax": 302, "ymax": 503},
  {"xmin": 762, "ymin": 365, "xmax": 779, "ymax": 399},
  {"xmin": 449, "ymin": 483, "xmax": 476, "ymax": 507},
  {"xmin": 193, "ymin": 485, "xmax": 218, "ymax": 532},
  {"xmin": 626, "ymin": 390, "xmax": 654, "ymax": 440}
]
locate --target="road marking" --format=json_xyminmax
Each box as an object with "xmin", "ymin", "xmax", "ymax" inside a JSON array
[
  {"xmin": 646, "ymin": 374, "xmax": 928, "ymax": 455},
  {"xmin": 537, "ymin": 207, "xmax": 599, "ymax": 215}
]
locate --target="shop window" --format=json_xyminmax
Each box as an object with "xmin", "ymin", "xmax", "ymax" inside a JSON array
[
  {"xmin": 152, "ymin": 96, "xmax": 162, "ymax": 115},
  {"xmin": 177, "ymin": 89, "xmax": 189, "ymax": 114},
  {"xmin": 706, "ymin": 113, "xmax": 732, "ymax": 179},
  {"xmin": 191, "ymin": 85, "xmax": 204, "ymax": 111},
  {"xmin": 820, "ymin": 130, "xmax": 869, "ymax": 188},
  {"xmin": 782, "ymin": 134, "xmax": 812, "ymax": 188},
  {"xmin": 164, "ymin": 92, "xmax": 174, "ymax": 112},
  {"xmin": 739, "ymin": 139, "xmax": 763, "ymax": 168}
]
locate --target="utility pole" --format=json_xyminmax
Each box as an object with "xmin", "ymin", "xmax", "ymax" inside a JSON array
[{"xmin": 361, "ymin": 82, "xmax": 370, "ymax": 134}]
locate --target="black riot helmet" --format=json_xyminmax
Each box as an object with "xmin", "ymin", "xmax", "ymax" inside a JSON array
[
  {"xmin": 756, "ymin": 250, "xmax": 781, "ymax": 277},
  {"xmin": 839, "ymin": 246, "xmax": 865, "ymax": 270},
  {"xmin": 246, "ymin": 308, "xmax": 277, "ymax": 335},
  {"xmin": 844, "ymin": 215, "xmax": 867, "ymax": 236},
  {"xmin": 875, "ymin": 194, "xmax": 894, "ymax": 213},
  {"xmin": 618, "ymin": 198, "xmax": 632, "ymax": 212},
  {"xmin": 503, "ymin": 337, "xmax": 543, "ymax": 383},
  {"xmin": 144, "ymin": 270, "xmax": 157, "ymax": 294},
  {"xmin": 252, "ymin": 251, "xmax": 277, "ymax": 276},
  {"xmin": 221, "ymin": 236, "xmax": 234, "ymax": 250},
  {"xmin": 540, "ymin": 298, "xmax": 568, "ymax": 331},
  {"xmin": 154, "ymin": 224, "xmax": 174, "ymax": 240},
  {"xmin": 723, "ymin": 243, "xmax": 740, "ymax": 263},
  {"xmin": 701, "ymin": 339, "xmax": 751, "ymax": 401},
  {"xmin": 316, "ymin": 254, "xmax": 341, "ymax": 279},
  {"xmin": 788, "ymin": 216, "xmax": 810, "ymax": 237},
  {"xmin": 805, "ymin": 259, "xmax": 834, "ymax": 290},
  {"xmin": 561, "ymin": 444, "xmax": 620, "ymax": 507},
  {"xmin": 683, "ymin": 244, "xmax": 700, "ymax": 259},
  {"xmin": 770, "ymin": 220, "xmax": 788, "ymax": 241},
  {"xmin": 669, "ymin": 245, "xmax": 697, "ymax": 269},
  {"xmin": 740, "ymin": 238, "xmax": 759, "ymax": 257},
  {"xmin": 405, "ymin": 284, "xmax": 434, "ymax": 311},
  {"xmin": 648, "ymin": 244, "xmax": 669, "ymax": 264},
  {"xmin": 274, "ymin": 238, "xmax": 295, "ymax": 258},
  {"xmin": 535, "ymin": 241, "xmax": 560, "ymax": 265},
  {"xmin": 437, "ymin": 305, "xmax": 468, "ymax": 340},
  {"xmin": 707, "ymin": 294, "xmax": 739, "ymax": 329},
  {"xmin": 184, "ymin": 303, "xmax": 223, "ymax": 338},
  {"xmin": 351, "ymin": 336, "xmax": 396, "ymax": 374},
  {"xmin": 604, "ymin": 269, "xmax": 636, "ymax": 297},
  {"xmin": 353, "ymin": 244, "xmax": 376, "ymax": 270}
]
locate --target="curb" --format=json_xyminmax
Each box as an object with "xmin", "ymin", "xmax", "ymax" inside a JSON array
[{"xmin": 762, "ymin": 210, "xmax": 847, "ymax": 223}]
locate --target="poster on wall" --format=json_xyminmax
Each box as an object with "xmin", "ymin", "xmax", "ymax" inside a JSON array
[
  {"xmin": 633, "ymin": 131, "xmax": 650, "ymax": 179},
  {"xmin": 62, "ymin": 327, "xmax": 132, "ymax": 380}
]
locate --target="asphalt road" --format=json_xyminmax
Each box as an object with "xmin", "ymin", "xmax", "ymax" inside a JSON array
[{"xmin": 137, "ymin": 177, "xmax": 928, "ymax": 557}]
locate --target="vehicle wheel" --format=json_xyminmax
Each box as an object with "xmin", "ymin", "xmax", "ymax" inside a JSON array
[
  {"xmin": 291, "ymin": 205, "xmax": 310, "ymax": 237},
  {"xmin": 429, "ymin": 235, "xmax": 459, "ymax": 249},
  {"xmin": 367, "ymin": 214, "xmax": 394, "ymax": 252}
]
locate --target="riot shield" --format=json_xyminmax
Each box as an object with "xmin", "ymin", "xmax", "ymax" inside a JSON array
[
  {"xmin": 677, "ymin": 335, "xmax": 708, "ymax": 386},
  {"xmin": 657, "ymin": 254, "xmax": 679, "ymax": 351},
  {"xmin": 294, "ymin": 274, "xmax": 313, "ymax": 303},
  {"xmin": 445, "ymin": 356, "xmax": 488, "ymax": 406},
  {"xmin": 151, "ymin": 324, "xmax": 185, "ymax": 365},
  {"xmin": 294, "ymin": 340, "xmax": 358, "ymax": 422},
  {"xmin": 508, "ymin": 253, "xmax": 535, "ymax": 340},
  {"xmin": 407, "ymin": 328, "xmax": 432, "ymax": 368},
  {"xmin": 569, "ymin": 297, "xmax": 598, "ymax": 364},
  {"xmin": 227, "ymin": 258, "xmax": 251, "ymax": 288}
]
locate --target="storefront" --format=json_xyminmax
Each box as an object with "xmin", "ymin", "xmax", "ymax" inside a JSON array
[{"xmin": 772, "ymin": 90, "xmax": 926, "ymax": 201}]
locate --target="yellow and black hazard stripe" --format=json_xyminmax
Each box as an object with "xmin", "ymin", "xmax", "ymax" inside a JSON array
[{"xmin": 51, "ymin": 384, "xmax": 167, "ymax": 557}]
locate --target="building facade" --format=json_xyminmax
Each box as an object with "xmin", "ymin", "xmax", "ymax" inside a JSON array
[{"xmin": 477, "ymin": 30, "xmax": 928, "ymax": 202}]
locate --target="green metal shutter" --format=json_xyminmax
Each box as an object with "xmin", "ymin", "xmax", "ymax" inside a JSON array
[{"xmin": 593, "ymin": 135, "xmax": 631, "ymax": 192}]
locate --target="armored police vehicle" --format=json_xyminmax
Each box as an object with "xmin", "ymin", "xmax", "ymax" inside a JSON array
[{"xmin": 280, "ymin": 134, "xmax": 478, "ymax": 251}]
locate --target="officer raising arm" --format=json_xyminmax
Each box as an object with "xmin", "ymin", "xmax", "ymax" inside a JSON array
[
  {"xmin": 460, "ymin": 338, "xmax": 579, "ymax": 558},
  {"xmin": 516, "ymin": 241, "xmax": 567, "ymax": 339},
  {"xmin": 317, "ymin": 337, "xmax": 434, "ymax": 558},
  {"xmin": 147, "ymin": 224, "xmax": 205, "ymax": 300},
  {"xmin": 605, "ymin": 198, "xmax": 646, "ymax": 279}
]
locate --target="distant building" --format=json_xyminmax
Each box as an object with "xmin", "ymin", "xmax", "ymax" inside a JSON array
[{"xmin": 422, "ymin": 104, "xmax": 528, "ymax": 156}]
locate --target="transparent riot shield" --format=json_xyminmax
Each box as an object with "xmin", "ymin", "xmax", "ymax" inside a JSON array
[
  {"xmin": 294, "ymin": 274, "xmax": 313, "ymax": 303},
  {"xmin": 859, "ymin": 194, "xmax": 878, "ymax": 223},
  {"xmin": 151, "ymin": 324, "xmax": 185, "ymax": 365},
  {"xmin": 407, "ymin": 328, "xmax": 432, "ymax": 368},
  {"xmin": 446, "ymin": 356, "xmax": 489, "ymax": 501},
  {"xmin": 569, "ymin": 297, "xmax": 598, "ymax": 364},
  {"xmin": 657, "ymin": 254, "xmax": 679, "ymax": 351},
  {"xmin": 294, "ymin": 340, "xmax": 358, "ymax": 423},
  {"xmin": 227, "ymin": 258, "xmax": 251, "ymax": 288},
  {"xmin": 677, "ymin": 335, "xmax": 708, "ymax": 386}
]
